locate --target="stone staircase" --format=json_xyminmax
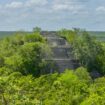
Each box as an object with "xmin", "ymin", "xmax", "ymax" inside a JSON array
[{"xmin": 41, "ymin": 31, "xmax": 79, "ymax": 73}]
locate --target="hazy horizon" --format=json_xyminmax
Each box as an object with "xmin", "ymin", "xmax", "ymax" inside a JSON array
[{"xmin": 0, "ymin": 28, "xmax": 105, "ymax": 32}]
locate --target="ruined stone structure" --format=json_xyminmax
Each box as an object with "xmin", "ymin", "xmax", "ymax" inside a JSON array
[{"xmin": 41, "ymin": 31, "xmax": 79, "ymax": 72}]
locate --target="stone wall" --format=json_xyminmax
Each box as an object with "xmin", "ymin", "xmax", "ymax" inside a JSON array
[{"xmin": 41, "ymin": 31, "xmax": 79, "ymax": 72}]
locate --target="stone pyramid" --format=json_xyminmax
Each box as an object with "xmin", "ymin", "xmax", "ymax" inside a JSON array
[{"xmin": 41, "ymin": 31, "xmax": 79, "ymax": 73}]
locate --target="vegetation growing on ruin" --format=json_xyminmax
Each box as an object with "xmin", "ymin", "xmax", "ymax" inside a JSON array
[
  {"xmin": 58, "ymin": 29, "xmax": 105, "ymax": 74},
  {"xmin": 0, "ymin": 29, "xmax": 105, "ymax": 104}
]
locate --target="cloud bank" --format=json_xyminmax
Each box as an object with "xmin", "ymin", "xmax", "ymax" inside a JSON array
[{"xmin": 0, "ymin": 0, "xmax": 105, "ymax": 31}]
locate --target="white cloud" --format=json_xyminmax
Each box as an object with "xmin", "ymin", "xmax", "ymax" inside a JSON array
[
  {"xmin": 26, "ymin": 0, "xmax": 48, "ymax": 7},
  {"xmin": 52, "ymin": 0, "xmax": 84, "ymax": 12},
  {"xmin": 96, "ymin": 6, "xmax": 105, "ymax": 13},
  {"xmin": 4, "ymin": 0, "xmax": 48, "ymax": 9},
  {"xmin": 0, "ymin": 0, "xmax": 102, "ymax": 31},
  {"xmin": 53, "ymin": 4, "xmax": 68, "ymax": 11},
  {"xmin": 53, "ymin": 4, "xmax": 83, "ymax": 11},
  {"xmin": 5, "ymin": 1, "xmax": 23, "ymax": 9}
]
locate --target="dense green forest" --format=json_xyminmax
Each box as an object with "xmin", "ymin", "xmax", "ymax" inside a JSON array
[
  {"xmin": 0, "ymin": 28, "xmax": 105, "ymax": 104},
  {"xmin": 0, "ymin": 31, "xmax": 105, "ymax": 41}
]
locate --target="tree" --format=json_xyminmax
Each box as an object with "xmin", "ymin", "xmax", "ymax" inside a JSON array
[
  {"xmin": 59, "ymin": 29, "xmax": 103, "ymax": 72},
  {"xmin": 72, "ymin": 31, "xmax": 103, "ymax": 71},
  {"xmin": 33, "ymin": 27, "xmax": 41, "ymax": 33}
]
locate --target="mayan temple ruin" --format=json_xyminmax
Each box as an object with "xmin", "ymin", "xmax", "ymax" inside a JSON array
[{"xmin": 41, "ymin": 31, "xmax": 79, "ymax": 72}]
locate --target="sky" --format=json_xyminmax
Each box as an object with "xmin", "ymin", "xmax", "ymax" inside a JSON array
[{"xmin": 0, "ymin": 0, "xmax": 105, "ymax": 31}]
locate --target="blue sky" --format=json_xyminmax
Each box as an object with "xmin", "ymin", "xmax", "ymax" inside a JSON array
[{"xmin": 0, "ymin": 0, "xmax": 105, "ymax": 31}]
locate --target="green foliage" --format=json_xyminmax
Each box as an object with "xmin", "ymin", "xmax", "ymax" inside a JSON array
[
  {"xmin": 75, "ymin": 67, "xmax": 92, "ymax": 83},
  {"xmin": 73, "ymin": 31, "xmax": 102, "ymax": 70},
  {"xmin": 0, "ymin": 32, "xmax": 52, "ymax": 76},
  {"xmin": 58, "ymin": 29, "xmax": 105, "ymax": 74},
  {"xmin": 96, "ymin": 42, "xmax": 105, "ymax": 74},
  {"xmin": 58, "ymin": 28, "xmax": 77, "ymax": 43},
  {"xmin": 1, "ymin": 67, "xmax": 105, "ymax": 104},
  {"xmin": 33, "ymin": 27, "xmax": 41, "ymax": 34},
  {"xmin": 0, "ymin": 29, "xmax": 105, "ymax": 104}
]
